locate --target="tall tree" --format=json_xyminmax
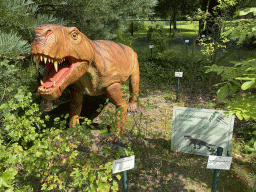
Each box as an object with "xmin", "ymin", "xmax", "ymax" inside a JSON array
[
  {"xmin": 154, "ymin": 0, "xmax": 199, "ymax": 34},
  {"xmin": 0, "ymin": 0, "xmax": 66, "ymax": 59},
  {"xmin": 33, "ymin": 0, "xmax": 158, "ymax": 40}
]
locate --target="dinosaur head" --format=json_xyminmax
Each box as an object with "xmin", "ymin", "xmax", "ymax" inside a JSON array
[{"xmin": 31, "ymin": 24, "xmax": 93, "ymax": 100}]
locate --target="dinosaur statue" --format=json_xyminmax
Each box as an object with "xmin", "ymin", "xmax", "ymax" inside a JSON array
[{"xmin": 31, "ymin": 24, "xmax": 140, "ymax": 137}]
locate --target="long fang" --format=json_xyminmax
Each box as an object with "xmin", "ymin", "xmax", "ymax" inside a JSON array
[{"xmin": 54, "ymin": 61, "xmax": 58, "ymax": 72}]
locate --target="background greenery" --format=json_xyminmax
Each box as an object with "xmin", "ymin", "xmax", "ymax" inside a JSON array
[{"xmin": 0, "ymin": 0, "xmax": 256, "ymax": 191}]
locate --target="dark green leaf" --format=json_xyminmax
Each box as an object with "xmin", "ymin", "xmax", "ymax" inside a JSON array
[{"xmin": 217, "ymin": 84, "xmax": 229, "ymax": 100}]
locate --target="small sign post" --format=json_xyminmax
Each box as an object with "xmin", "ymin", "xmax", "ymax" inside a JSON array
[
  {"xmin": 112, "ymin": 155, "xmax": 135, "ymax": 192},
  {"xmin": 206, "ymin": 147, "xmax": 232, "ymax": 192},
  {"xmin": 149, "ymin": 45, "xmax": 154, "ymax": 58},
  {"xmin": 175, "ymin": 69, "xmax": 183, "ymax": 102},
  {"xmin": 185, "ymin": 39, "xmax": 189, "ymax": 58}
]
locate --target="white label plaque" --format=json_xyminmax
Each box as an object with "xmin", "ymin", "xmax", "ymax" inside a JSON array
[
  {"xmin": 149, "ymin": 45, "xmax": 154, "ymax": 49},
  {"xmin": 175, "ymin": 72, "xmax": 183, "ymax": 77},
  {"xmin": 112, "ymin": 155, "xmax": 135, "ymax": 174},
  {"xmin": 185, "ymin": 40, "xmax": 189, "ymax": 43},
  {"xmin": 207, "ymin": 155, "xmax": 232, "ymax": 170}
]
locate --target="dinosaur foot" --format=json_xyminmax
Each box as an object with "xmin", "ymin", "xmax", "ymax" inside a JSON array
[{"xmin": 127, "ymin": 103, "xmax": 140, "ymax": 116}]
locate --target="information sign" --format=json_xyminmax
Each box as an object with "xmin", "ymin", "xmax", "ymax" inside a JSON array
[
  {"xmin": 175, "ymin": 72, "xmax": 183, "ymax": 77},
  {"xmin": 185, "ymin": 40, "xmax": 189, "ymax": 43},
  {"xmin": 207, "ymin": 155, "xmax": 233, "ymax": 170},
  {"xmin": 112, "ymin": 155, "xmax": 135, "ymax": 174},
  {"xmin": 171, "ymin": 107, "xmax": 235, "ymax": 156},
  {"xmin": 149, "ymin": 45, "xmax": 154, "ymax": 49}
]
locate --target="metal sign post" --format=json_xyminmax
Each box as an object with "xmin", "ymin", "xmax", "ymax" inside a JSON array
[
  {"xmin": 149, "ymin": 45, "xmax": 154, "ymax": 58},
  {"xmin": 112, "ymin": 155, "xmax": 135, "ymax": 192},
  {"xmin": 211, "ymin": 147, "xmax": 223, "ymax": 192},
  {"xmin": 175, "ymin": 69, "xmax": 183, "ymax": 102},
  {"xmin": 185, "ymin": 39, "xmax": 189, "ymax": 58}
]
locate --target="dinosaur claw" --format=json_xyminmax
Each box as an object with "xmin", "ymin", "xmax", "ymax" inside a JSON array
[{"xmin": 40, "ymin": 80, "xmax": 44, "ymax": 86}]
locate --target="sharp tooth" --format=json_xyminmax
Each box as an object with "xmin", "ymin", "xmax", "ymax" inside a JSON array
[
  {"xmin": 44, "ymin": 57, "xmax": 47, "ymax": 63},
  {"xmin": 36, "ymin": 62, "xmax": 39, "ymax": 70},
  {"xmin": 54, "ymin": 61, "xmax": 58, "ymax": 72},
  {"xmin": 40, "ymin": 80, "xmax": 44, "ymax": 86},
  {"xmin": 53, "ymin": 81, "xmax": 56, "ymax": 87},
  {"xmin": 40, "ymin": 55, "xmax": 43, "ymax": 61}
]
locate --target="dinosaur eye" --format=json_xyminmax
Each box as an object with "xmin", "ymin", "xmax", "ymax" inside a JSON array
[{"xmin": 72, "ymin": 32, "xmax": 77, "ymax": 39}]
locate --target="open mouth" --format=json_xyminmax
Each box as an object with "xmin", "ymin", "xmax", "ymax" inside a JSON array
[{"xmin": 32, "ymin": 54, "xmax": 85, "ymax": 97}]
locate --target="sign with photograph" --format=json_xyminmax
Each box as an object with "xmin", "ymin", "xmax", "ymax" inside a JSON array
[{"xmin": 171, "ymin": 107, "xmax": 235, "ymax": 156}]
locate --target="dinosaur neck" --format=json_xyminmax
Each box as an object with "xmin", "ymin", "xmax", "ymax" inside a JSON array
[{"xmin": 81, "ymin": 34, "xmax": 95, "ymax": 63}]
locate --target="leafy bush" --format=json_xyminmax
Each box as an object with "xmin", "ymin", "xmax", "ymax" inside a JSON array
[
  {"xmin": 0, "ymin": 83, "xmax": 134, "ymax": 191},
  {"xmin": 147, "ymin": 25, "xmax": 170, "ymax": 53},
  {"xmin": 0, "ymin": 32, "xmax": 30, "ymax": 59},
  {"xmin": 206, "ymin": 58, "xmax": 256, "ymax": 155},
  {"xmin": 142, "ymin": 44, "xmax": 210, "ymax": 88},
  {"xmin": 113, "ymin": 30, "xmax": 135, "ymax": 47},
  {"xmin": 126, "ymin": 21, "xmax": 146, "ymax": 34}
]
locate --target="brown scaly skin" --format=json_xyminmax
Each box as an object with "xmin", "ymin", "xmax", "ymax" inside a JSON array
[{"xmin": 31, "ymin": 24, "xmax": 140, "ymax": 137}]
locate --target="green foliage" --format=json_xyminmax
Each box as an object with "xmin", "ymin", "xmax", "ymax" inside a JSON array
[
  {"xmin": 206, "ymin": 58, "xmax": 256, "ymax": 155},
  {"xmin": 33, "ymin": 0, "xmax": 157, "ymax": 40},
  {"xmin": 126, "ymin": 21, "xmax": 147, "ymax": 34},
  {"xmin": 0, "ymin": 84, "xmax": 134, "ymax": 191},
  {"xmin": 0, "ymin": 0, "xmax": 67, "ymax": 43},
  {"xmin": 147, "ymin": 24, "xmax": 170, "ymax": 53},
  {"xmin": 203, "ymin": 4, "xmax": 256, "ymax": 155},
  {"xmin": 113, "ymin": 31, "xmax": 135, "ymax": 47},
  {"xmin": 0, "ymin": 32, "xmax": 30, "ymax": 59},
  {"xmin": 0, "ymin": 59, "xmax": 19, "ymax": 106}
]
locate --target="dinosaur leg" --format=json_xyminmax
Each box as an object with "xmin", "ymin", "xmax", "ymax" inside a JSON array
[
  {"xmin": 128, "ymin": 59, "xmax": 140, "ymax": 113},
  {"xmin": 105, "ymin": 83, "xmax": 128, "ymax": 136},
  {"xmin": 69, "ymin": 85, "xmax": 84, "ymax": 127}
]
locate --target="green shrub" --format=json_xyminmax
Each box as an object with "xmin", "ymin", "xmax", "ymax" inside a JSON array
[
  {"xmin": 147, "ymin": 25, "xmax": 170, "ymax": 53},
  {"xmin": 0, "ymin": 32, "xmax": 30, "ymax": 59},
  {"xmin": 126, "ymin": 21, "xmax": 146, "ymax": 34},
  {"xmin": 0, "ymin": 84, "xmax": 134, "ymax": 191},
  {"xmin": 113, "ymin": 30, "xmax": 135, "ymax": 47}
]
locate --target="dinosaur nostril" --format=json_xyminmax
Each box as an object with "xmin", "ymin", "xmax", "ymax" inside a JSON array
[{"xmin": 45, "ymin": 29, "xmax": 51, "ymax": 36}]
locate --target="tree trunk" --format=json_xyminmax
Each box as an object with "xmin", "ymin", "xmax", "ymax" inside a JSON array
[
  {"xmin": 169, "ymin": 18, "xmax": 172, "ymax": 35},
  {"xmin": 199, "ymin": 19, "xmax": 204, "ymax": 37},
  {"xmin": 173, "ymin": 8, "xmax": 177, "ymax": 30}
]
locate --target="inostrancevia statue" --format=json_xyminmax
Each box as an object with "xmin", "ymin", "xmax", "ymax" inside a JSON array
[{"xmin": 31, "ymin": 24, "xmax": 140, "ymax": 138}]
